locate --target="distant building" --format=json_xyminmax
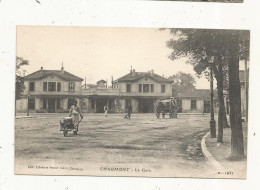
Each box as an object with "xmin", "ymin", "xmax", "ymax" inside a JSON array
[
  {"xmin": 82, "ymin": 69, "xmax": 173, "ymax": 113},
  {"xmin": 16, "ymin": 66, "xmax": 83, "ymax": 113},
  {"xmin": 176, "ymin": 89, "xmax": 217, "ymax": 113},
  {"xmin": 19, "ymin": 67, "xmax": 242, "ymax": 115}
]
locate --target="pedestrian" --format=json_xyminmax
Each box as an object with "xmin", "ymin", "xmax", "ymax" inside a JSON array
[
  {"xmin": 126, "ymin": 103, "xmax": 132, "ymax": 119},
  {"xmin": 104, "ymin": 105, "xmax": 108, "ymax": 117},
  {"xmin": 69, "ymin": 99, "xmax": 83, "ymax": 133}
]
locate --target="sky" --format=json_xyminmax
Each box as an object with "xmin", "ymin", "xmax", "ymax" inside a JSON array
[{"xmin": 16, "ymin": 26, "xmax": 211, "ymax": 89}]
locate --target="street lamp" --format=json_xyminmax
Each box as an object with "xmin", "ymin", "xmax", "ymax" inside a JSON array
[
  {"xmin": 208, "ymin": 56, "xmax": 216, "ymax": 138},
  {"xmin": 27, "ymin": 92, "xmax": 30, "ymax": 116}
]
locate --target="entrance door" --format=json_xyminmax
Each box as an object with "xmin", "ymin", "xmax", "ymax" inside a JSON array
[
  {"xmin": 96, "ymin": 98, "xmax": 107, "ymax": 113},
  {"xmin": 48, "ymin": 98, "xmax": 56, "ymax": 113},
  {"xmin": 138, "ymin": 99, "xmax": 154, "ymax": 113}
]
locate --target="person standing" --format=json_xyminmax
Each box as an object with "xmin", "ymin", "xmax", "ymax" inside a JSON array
[
  {"xmin": 104, "ymin": 105, "xmax": 108, "ymax": 117},
  {"xmin": 126, "ymin": 103, "xmax": 132, "ymax": 119},
  {"xmin": 69, "ymin": 99, "xmax": 83, "ymax": 133}
]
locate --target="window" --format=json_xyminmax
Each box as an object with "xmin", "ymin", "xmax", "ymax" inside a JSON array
[
  {"xmin": 83, "ymin": 101, "xmax": 86, "ymax": 107},
  {"xmin": 191, "ymin": 100, "xmax": 197, "ymax": 110},
  {"xmin": 43, "ymin": 82, "xmax": 47, "ymax": 91},
  {"xmin": 126, "ymin": 84, "xmax": 131, "ymax": 92},
  {"xmin": 43, "ymin": 98, "xmax": 47, "ymax": 109},
  {"xmin": 69, "ymin": 82, "xmax": 75, "ymax": 92},
  {"xmin": 139, "ymin": 84, "xmax": 142, "ymax": 92},
  {"xmin": 143, "ymin": 84, "xmax": 149, "ymax": 93},
  {"xmin": 161, "ymin": 84, "xmax": 165, "ymax": 93},
  {"xmin": 151, "ymin": 84, "xmax": 154, "ymax": 93},
  {"xmin": 28, "ymin": 98, "xmax": 35, "ymax": 109},
  {"xmin": 56, "ymin": 98, "xmax": 60, "ymax": 109},
  {"xmin": 48, "ymin": 82, "xmax": 56, "ymax": 91},
  {"xmin": 29, "ymin": 82, "xmax": 35, "ymax": 91},
  {"xmin": 57, "ymin": 82, "xmax": 61, "ymax": 91}
]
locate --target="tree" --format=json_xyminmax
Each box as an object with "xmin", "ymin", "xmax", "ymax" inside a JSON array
[
  {"xmin": 226, "ymin": 30, "xmax": 249, "ymax": 159},
  {"xmin": 16, "ymin": 57, "xmax": 29, "ymax": 114},
  {"xmin": 165, "ymin": 29, "xmax": 249, "ymax": 159},
  {"xmin": 168, "ymin": 72, "xmax": 196, "ymax": 96},
  {"xmin": 166, "ymin": 29, "xmax": 230, "ymax": 142}
]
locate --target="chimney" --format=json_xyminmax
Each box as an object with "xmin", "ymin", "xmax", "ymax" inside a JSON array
[
  {"xmin": 61, "ymin": 62, "xmax": 64, "ymax": 74},
  {"xmin": 40, "ymin": 67, "xmax": 43, "ymax": 73},
  {"xmin": 132, "ymin": 69, "xmax": 136, "ymax": 76},
  {"xmin": 151, "ymin": 69, "xmax": 154, "ymax": 76}
]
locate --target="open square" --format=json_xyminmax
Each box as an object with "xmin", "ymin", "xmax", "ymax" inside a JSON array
[{"xmin": 15, "ymin": 113, "xmax": 214, "ymax": 177}]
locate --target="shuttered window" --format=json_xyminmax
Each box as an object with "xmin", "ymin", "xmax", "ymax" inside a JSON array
[
  {"xmin": 29, "ymin": 82, "xmax": 35, "ymax": 91},
  {"xmin": 43, "ymin": 82, "xmax": 47, "ymax": 91}
]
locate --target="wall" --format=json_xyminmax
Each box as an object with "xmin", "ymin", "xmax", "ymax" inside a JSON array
[
  {"xmin": 118, "ymin": 77, "xmax": 172, "ymax": 97},
  {"xmin": 23, "ymin": 76, "xmax": 82, "ymax": 95},
  {"xmin": 181, "ymin": 99, "xmax": 204, "ymax": 113}
]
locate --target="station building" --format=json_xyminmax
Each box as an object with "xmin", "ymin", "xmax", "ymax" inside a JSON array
[
  {"xmin": 81, "ymin": 69, "xmax": 173, "ymax": 113},
  {"xmin": 16, "ymin": 66, "xmax": 83, "ymax": 113}
]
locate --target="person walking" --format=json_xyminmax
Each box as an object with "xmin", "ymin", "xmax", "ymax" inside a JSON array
[
  {"xmin": 104, "ymin": 105, "xmax": 108, "ymax": 117},
  {"xmin": 69, "ymin": 99, "xmax": 83, "ymax": 133}
]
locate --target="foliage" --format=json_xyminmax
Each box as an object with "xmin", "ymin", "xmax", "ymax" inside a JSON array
[
  {"xmin": 16, "ymin": 57, "xmax": 29, "ymax": 100},
  {"xmin": 165, "ymin": 28, "xmax": 249, "ymax": 152},
  {"xmin": 168, "ymin": 72, "xmax": 196, "ymax": 95}
]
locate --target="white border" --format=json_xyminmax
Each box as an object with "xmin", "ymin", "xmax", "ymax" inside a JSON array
[{"xmin": 1, "ymin": 0, "xmax": 260, "ymax": 189}]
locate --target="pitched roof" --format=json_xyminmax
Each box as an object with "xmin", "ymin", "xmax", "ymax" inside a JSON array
[
  {"xmin": 115, "ymin": 71, "xmax": 173, "ymax": 83},
  {"xmin": 177, "ymin": 89, "xmax": 217, "ymax": 99},
  {"xmin": 24, "ymin": 70, "xmax": 83, "ymax": 81}
]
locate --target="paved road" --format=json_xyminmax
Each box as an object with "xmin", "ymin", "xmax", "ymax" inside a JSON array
[{"xmin": 15, "ymin": 113, "xmax": 216, "ymax": 177}]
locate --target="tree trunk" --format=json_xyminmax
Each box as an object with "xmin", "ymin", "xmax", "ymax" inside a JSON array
[
  {"xmin": 215, "ymin": 55, "xmax": 225, "ymax": 143},
  {"xmin": 228, "ymin": 31, "xmax": 245, "ymax": 159},
  {"xmin": 223, "ymin": 107, "xmax": 230, "ymax": 128}
]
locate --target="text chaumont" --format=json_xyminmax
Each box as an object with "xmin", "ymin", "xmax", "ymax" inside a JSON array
[{"xmin": 100, "ymin": 167, "xmax": 131, "ymax": 172}]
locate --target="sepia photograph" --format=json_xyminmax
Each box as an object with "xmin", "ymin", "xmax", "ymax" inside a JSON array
[{"xmin": 15, "ymin": 26, "xmax": 249, "ymax": 178}]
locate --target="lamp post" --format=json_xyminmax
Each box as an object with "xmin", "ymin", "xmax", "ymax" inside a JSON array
[
  {"xmin": 208, "ymin": 56, "xmax": 216, "ymax": 138},
  {"xmin": 27, "ymin": 93, "xmax": 30, "ymax": 116}
]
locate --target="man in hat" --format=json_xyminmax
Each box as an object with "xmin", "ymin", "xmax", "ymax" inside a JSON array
[{"xmin": 69, "ymin": 99, "xmax": 83, "ymax": 133}]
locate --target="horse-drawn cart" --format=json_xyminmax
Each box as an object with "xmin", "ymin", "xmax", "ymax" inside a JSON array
[{"xmin": 155, "ymin": 98, "xmax": 179, "ymax": 119}]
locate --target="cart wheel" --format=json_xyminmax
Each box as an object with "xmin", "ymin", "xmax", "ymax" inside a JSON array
[{"xmin": 63, "ymin": 127, "xmax": 68, "ymax": 137}]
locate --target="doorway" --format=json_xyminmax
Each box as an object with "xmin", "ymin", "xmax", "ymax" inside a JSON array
[
  {"xmin": 48, "ymin": 98, "xmax": 56, "ymax": 113},
  {"xmin": 138, "ymin": 99, "xmax": 154, "ymax": 113},
  {"xmin": 96, "ymin": 98, "xmax": 107, "ymax": 113}
]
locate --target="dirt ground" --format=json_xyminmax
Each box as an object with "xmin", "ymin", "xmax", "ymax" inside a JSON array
[
  {"xmin": 206, "ymin": 124, "xmax": 248, "ymax": 179},
  {"xmin": 15, "ymin": 113, "xmax": 220, "ymax": 177}
]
